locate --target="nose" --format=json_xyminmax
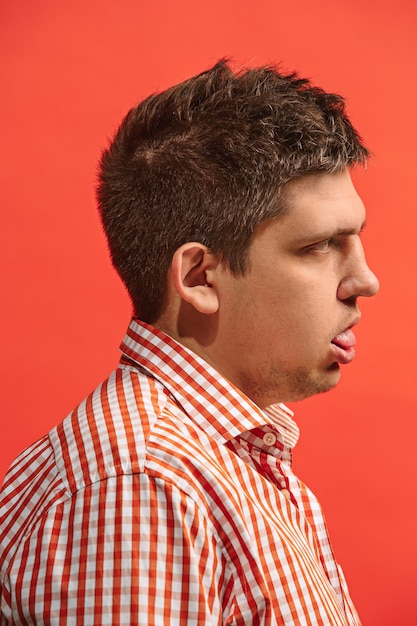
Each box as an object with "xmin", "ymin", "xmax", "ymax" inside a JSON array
[{"xmin": 337, "ymin": 241, "xmax": 380, "ymax": 301}]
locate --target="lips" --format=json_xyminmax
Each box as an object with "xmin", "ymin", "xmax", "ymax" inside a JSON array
[{"xmin": 331, "ymin": 327, "xmax": 357, "ymax": 364}]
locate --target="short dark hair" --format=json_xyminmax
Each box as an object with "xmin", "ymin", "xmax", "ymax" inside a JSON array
[{"xmin": 97, "ymin": 59, "xmax": 369, "ymax": 322}]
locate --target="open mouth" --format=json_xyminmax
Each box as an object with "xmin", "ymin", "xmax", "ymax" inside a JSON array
[
  {"xmin": 331, "ymin": 327, "xmax": 356, "ymax": 350},
  {"xmin": 331, "ymin": 327, "xmax": 357, "ymax": 364}
]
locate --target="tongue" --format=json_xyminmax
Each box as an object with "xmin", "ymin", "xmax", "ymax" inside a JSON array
[{"xmin": 332, "ymin": 328, "xmax": 357, "ymax": 350}]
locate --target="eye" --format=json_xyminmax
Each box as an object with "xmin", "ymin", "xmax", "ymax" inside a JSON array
[{"xmin": 307, "ymin": 239, "xmax": 333, "ymax": 254}]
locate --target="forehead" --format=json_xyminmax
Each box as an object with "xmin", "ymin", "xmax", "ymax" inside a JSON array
[{"xmin": 280, "ymin": 170, "xmax": 366, "ymax": 237}]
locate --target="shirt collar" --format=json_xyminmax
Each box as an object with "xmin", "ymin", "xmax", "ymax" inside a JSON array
[{"xmin": 120, "ymin": 318, "xmax": 299, "ymax": 448}]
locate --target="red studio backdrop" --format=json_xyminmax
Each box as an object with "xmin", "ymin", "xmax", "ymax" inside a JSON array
[{"xmin": 1, "ymin": 1, "xmax": 416, "ymax": 624}]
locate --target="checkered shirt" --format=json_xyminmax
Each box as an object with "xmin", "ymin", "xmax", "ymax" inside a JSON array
[{"xmin": 0, "ymin": 319, "xmax": 361, "ymax": 625}]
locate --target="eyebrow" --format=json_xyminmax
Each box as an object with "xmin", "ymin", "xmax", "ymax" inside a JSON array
[{"xmin": 295, "ymin": 221, "xmax": 367, "ymax": 245}]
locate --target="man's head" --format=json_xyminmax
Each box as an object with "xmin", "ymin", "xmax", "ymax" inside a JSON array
[{"xmin": 97, "ymin": 59, "xmax": 369, "ymax": 324}]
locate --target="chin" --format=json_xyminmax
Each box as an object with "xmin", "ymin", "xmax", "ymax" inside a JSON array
[
  {"xmin": 313, "ymin": 366, "xmax": 341, "ymax": 395},
  {"xmin": 282, "ymin": 365, "xmax": 341, "ymax": 403},
  {"xmin": 243, "ymin": 363, "xmax": 342, "ymax": 407}
]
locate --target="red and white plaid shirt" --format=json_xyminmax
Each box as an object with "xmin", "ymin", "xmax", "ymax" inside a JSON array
[{"xmin": 0, "ymin": 319, "xmax": 361, "ymax": 625}]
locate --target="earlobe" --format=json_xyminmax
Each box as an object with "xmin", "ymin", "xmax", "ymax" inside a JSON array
[{"xmin": 171, "ymin": 243, "xmax": 220, "ymax": 315}]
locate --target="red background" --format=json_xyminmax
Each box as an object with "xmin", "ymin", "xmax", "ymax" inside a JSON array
[{"xmin": 1, "ymin": 1, "xmax": 416, "ymax": 624}]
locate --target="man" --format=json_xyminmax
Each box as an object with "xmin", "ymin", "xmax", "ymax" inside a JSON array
[{"xmin": 0, "ymin": 60, "xmax": 378, "ymax": 624}]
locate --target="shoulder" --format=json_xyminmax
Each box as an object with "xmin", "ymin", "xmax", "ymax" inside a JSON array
[
  {"xmin": 0, "ymin": 366, "xmax": 167, "ymax": 537},
  {"xmin": 0, "ymin": 365, "xmax": 250, "ymax": 573},
  {"xmin": 48, "ymin": 365, "xmax": 174, "ymax": 492}
]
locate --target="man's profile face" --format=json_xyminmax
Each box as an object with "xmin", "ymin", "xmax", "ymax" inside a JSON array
[{"xmin": 214, "ymin": 169, "xmax": 379, "ymax": 407}]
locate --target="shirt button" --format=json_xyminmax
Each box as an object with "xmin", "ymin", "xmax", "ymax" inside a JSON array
[{"xmin": 263, "ymin": 432, "xmax": 277, "ymax": 446}]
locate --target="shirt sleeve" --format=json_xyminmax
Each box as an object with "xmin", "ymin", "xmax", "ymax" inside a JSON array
[{"xmin": 2, "ymin": 473, "xmax": 232, "ymax": 626}]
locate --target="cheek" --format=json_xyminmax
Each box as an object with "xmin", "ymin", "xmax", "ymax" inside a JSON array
[
  {"xmin": 232, "ymin": 272, "xmax": 337, "ymax": 339},
  {"xmin": 269, "ymin": 296, "xmax": 336, "ymax": 346}
]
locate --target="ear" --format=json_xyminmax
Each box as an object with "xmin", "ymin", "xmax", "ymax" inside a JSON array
[{"xmin": 171, "ymin": 243, "xmax": 220, "ymax": 315}]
